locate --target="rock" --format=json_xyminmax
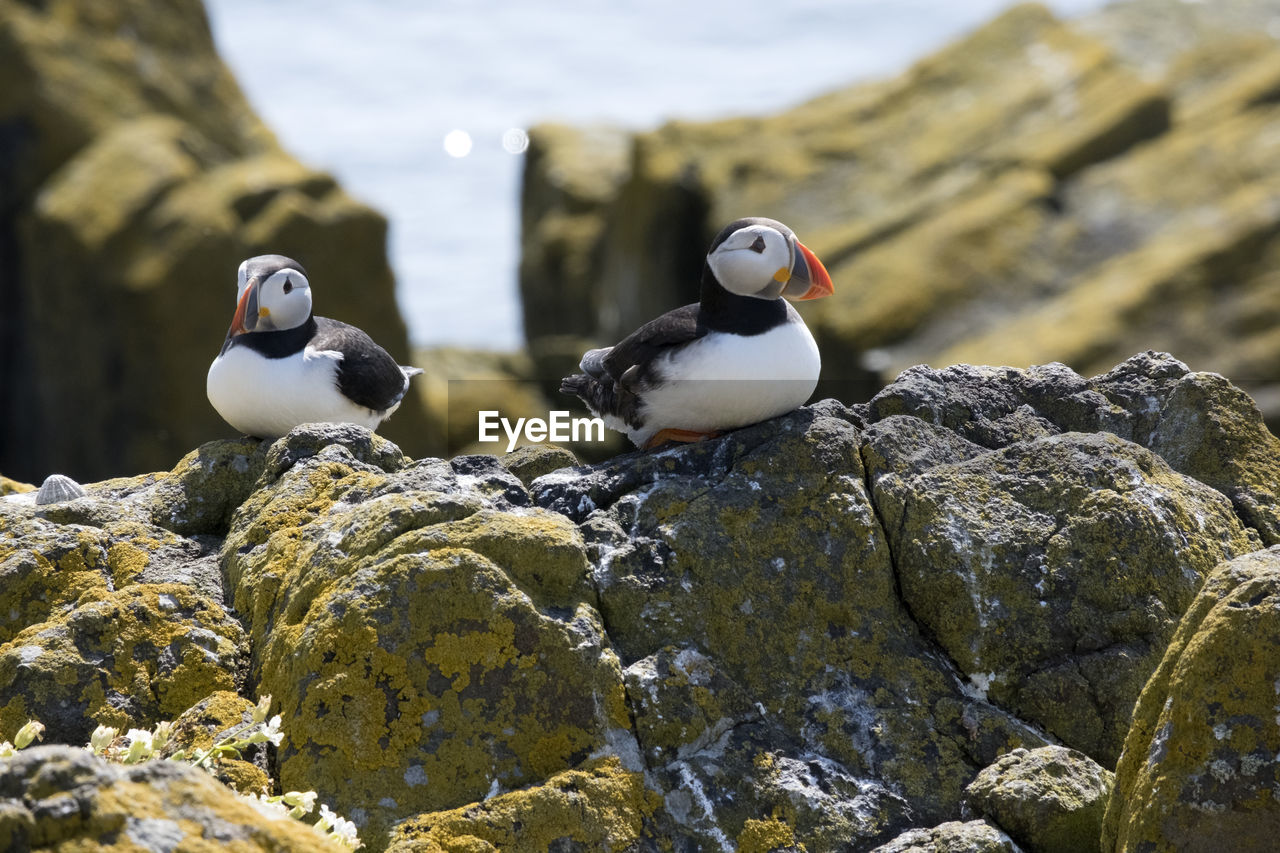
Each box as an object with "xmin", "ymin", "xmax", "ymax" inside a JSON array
[
  {"xmin": 0, "ymin": 583, "xmax": 246, "ymax": 745},
  {"xmin": 499, "ymin": 444, "xmax": 580, "ymax": 489},
  {"xmin": 219, "ymin": 424, "xmax": 635, "ymax": 846},
  {"xmin": 1103, "ymin": 545, "xmax": 1280, "ymax": 853},
  {"xmin": 870, "ymin": 819, "xmax": 1024, "ymax": 853},
  {"xmin": 165, "ymin": 690, "xmax": 271, "ymax": 796},
  {"xmin": 519, "ymin": 124, "xmax": 631, "ymax": 346},
  {"xmin": 0, "ymin": 0, "xmax": 433, "ymax": 485},
  {"xmin": 1, "ymin": 357, "xmax": 1276, "ymax": 851},
  {"xmin": 0, "ymin": 478, "xmax": 34, "ymax": 497},
  {"xmin": 963, "ymin": 746, "xmax": 1113, "ymax": 853},
  {"xmin": 534, "ymin": 399, "xmax": 1048, "ymax": 848},
  {"xmin": 869, "ymin": 424, "xmax": 1259, "ymax": 765},
  {"xmin": 386, "ymin": 757, "xmax": 662, "ymax": 852},
  {"xmin": 0, "ymin": 745, "xmax": 337, "ymax": 850}
]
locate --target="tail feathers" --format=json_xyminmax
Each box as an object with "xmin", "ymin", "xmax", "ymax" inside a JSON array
[
  {"xmin": 561, "ymin": 372, "xmax": 641, "ymax": 429},
  {"xmin": 402, "ymin": 365, "xmax": 424, "ymax": 378}
]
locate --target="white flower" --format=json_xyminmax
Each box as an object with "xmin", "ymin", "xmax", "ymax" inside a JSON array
[
  {"xmin": 282, "ymin": 790, "xmax": 318, "ymax": 814},
  {"xmin": 251, "ymin": 715, "xmax": 284, "ymax": 747},
  {"xmin": 0, "ymin": 741, "xmax": 14, "ymax": 758},
  {"xmin": 123, "ymin": 728, "xmax": 154, "ymax": 764},
  {"xmin": 150, "ymin": 721, "xmax": 173, "ymax": 753},
  {"xmin": 317, "ymin": 804, "xmax": 362, "ymax": 850},
  {"xmin": 89, "ymin": 725, "xmax": 118, "ymax": 755},
  {"xmin": 243, "ymin": 793, "xmax": 290, "ymax": 820},
  {"xmin": 14, "ymin": 720, "xmax": 44, "ymax": 749},
  {"xmin": 253, "ymin": 694, "xmax": 273, "ymax": 724}
]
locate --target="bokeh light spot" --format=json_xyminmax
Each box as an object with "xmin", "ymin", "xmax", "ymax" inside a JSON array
[
  {"xmin": 502, "ymin": 128, "xmax": 529, "ymax": 154},
  {"xmin": 443, "ymin": 129, "xmax": 473, "ymax": 158}
]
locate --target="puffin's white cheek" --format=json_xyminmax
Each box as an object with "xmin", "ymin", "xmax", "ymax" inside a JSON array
[{"xmin": 711, "ymin": 253, "xmax": 768, "ymax": 297}]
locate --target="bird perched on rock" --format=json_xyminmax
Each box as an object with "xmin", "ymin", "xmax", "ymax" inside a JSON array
[
  {"xmin": 207, "ymin": 254, "xmax": 422, "ymax": 439},
  {"xmin": 561, "ymin": 217, "xmax": 834, "ymax": 449}
]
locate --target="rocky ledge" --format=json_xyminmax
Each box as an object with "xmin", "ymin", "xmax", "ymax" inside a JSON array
[{"xmin": 1, "ymin": 352, "xmax": 1278, "ymax": 852}]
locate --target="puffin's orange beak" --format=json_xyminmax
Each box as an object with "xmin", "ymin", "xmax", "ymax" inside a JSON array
[
  {"xmin": 228, "ymin": 280, "xmax": 259, "ymax": 336},
  {"xmin": 783, "ymin": 240, "xmax": 834, "ymax": 301}
]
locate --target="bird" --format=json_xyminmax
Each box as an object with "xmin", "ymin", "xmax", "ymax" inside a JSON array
[
  {"xmin": 561, "ymin": 217, "xmax": 834, "ymax": 449},
  {"xmin": 206, "ymin": 254, "xmax": 423, "ymax": 439}
]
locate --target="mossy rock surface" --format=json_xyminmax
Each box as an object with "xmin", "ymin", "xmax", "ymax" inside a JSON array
[
  {"xmin": 869, "ymin": 819, "xmax": 1024, "ymax": 853},
  {"xmin": 1103, "ymin": 545, "xmax": 1280, "ymax": 853},
  {"xmin": 1, "ymin": 357, "xmax": 1278, "ymax": 851},
  {"xmin": 218, "ymin": 427, "xmax": 634, "ymax": 847},
  {"xmin": 386, "ymin": 757, "xmax": 662, "ymax": 852},
  {"xmin": 0, "ymin": 582, "xmax": 245, "ymax": 745},
  {"xmin": 963, "ymin": 746, "xmax": 1112, "ymax": 853},
  {"xmin": 533, "ymin": 399, "xmax": 1049, "ymax": 848},
  {"xmin": 0, "ymin": 745, "xmax": 344, "ymax": 851}
]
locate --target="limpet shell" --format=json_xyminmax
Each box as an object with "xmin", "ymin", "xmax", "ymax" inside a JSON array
[{"xmin": 35, "ymin": 474, "xmax": 87, "ymax": 505}]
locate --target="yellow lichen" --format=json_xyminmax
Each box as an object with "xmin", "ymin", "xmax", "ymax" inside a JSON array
[{"xmin": 738, "ymin": 817, "xmax": 801, "ymax": 853}]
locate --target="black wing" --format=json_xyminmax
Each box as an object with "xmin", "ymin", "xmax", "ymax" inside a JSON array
[
  {"xmin": 560, "ymin": 303, "xmax": 703, "ymax": 428},
  {"xmin": 312, "ymin": 317, "xmax": 409, "ymax": 412}
]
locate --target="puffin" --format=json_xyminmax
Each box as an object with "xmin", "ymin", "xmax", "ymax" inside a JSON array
[
  {"xmin": 561, "ymin": 217, "xmax": 834, "ymax": 449},
  {"xmin": 206, "ymin": 254, "xmax": 422, "ymax": 439}
]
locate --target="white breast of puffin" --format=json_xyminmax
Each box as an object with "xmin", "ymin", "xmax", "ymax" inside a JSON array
[
  {"xmin": 206, "ymin": 344, "xmax": 384, "ymax": 438},
  {"xmin": 635, "ymin": 311, "xmax": 821, "ymax": 443}
]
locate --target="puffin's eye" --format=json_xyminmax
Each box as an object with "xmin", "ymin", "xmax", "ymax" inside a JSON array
[
  {"xmin": 749, "ymin": 235, "xmax": 766, "ymax": 253},
  {"xmin": 283, "ymin": 279, "xmax": 294, "ymax": 294}
]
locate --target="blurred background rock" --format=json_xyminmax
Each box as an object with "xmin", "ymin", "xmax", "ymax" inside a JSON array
[{"xmin": 4, "ymin": 0, "xmax": 1280, "ymax": 481}]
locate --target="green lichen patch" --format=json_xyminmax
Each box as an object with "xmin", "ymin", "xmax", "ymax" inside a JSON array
[
  {"xmin": 0, "ymin": 584, "xmax": 246, "ymax": 744},
  {"xmin": 1104, "ymin": 545, "xmax": 1280, "ymax": 852},
  {"xmin": 0, "ymin": 477, "xmax": 35, "ymax": 496},
  {"xmin": 386, "ymin": 757, "xmax": 663, "ymax": 852},
  {"xmin": 872, "ymin": 428, "xmax": 1261, "ymax": 764}
]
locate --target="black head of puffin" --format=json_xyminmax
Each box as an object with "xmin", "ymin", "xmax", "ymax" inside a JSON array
[
  {"xmin": 706, "ymin": 217, "xmax": 834, "ymax": 302},
  {"xmin": 228, "ymin": 255, "xmax": 313, "ymax": 337}
]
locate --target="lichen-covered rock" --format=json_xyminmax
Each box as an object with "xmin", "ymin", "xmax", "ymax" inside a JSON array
[
  {"xmin": 386, "ymin": 757, "xmax": 662, "ymax": 852},
  {"xmin": 534, "ymin": 399, "xmax": 1050, "ymax": 849},
  {"xmin": 0, "ymin": 478, "xmax": 35, "ymax": 497},
  {"xmin": 867, "ymin": 353, "xmax": 1280, "ymax": 546},
  {"xmin": 220, "ymin": 425, "xmax": 636, "ymax": 847},
  {"xmin": 0, "ymin": 0, "xmax": 433, "ymax": 485},
  {"xmin": 863, "ymin": 356, "xmax": 1265, "ymax": 766},
  {"xmin": 963, "ymin": 746, "xmax": 1113, "ymax": 853},
  {"xmin": 0, "ymin": 745, "xmax": 342, "ymax": 850},
  {"xmin": 0, "ymin": 583, "xmax": 246, "ymax": 744},
  {"xmin": 869, "ymin": 425, "xmax": 1259, "ymax": 764},
  {"xmin": 1103, "ymin": 545, "xmax": 1280, "ymax": 853},
  {"xmin": 500, "ymin": 444, "xmax": 580, "ymax": 489},
  {"xmin": 165, "ymin": 690, "xmax": 271, "ymax": 796},
  {"xmin": 519, "ymin": 124, "xmax": 631, "ymax": 347},
  {"xmin": 870, "ymin": 819, "xmax": 1024, "ymax": 853},
  {"xmin": 1, "ymin": 355, "xmax": 1276, "ymax": 851}
]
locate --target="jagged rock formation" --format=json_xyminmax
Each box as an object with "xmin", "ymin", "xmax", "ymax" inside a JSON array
[
  {"xmin": 0, "ymin": 0, "xmax": 433, "ymax": 484},
  {"xmin": 2, "ymin": 353, "xmax": 1278, "ymax": 851}
]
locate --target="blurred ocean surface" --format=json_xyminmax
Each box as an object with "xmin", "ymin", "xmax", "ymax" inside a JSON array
[{"xmin": 206, "ymin": 0, "xmax": 1108, "ymax": 351}]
